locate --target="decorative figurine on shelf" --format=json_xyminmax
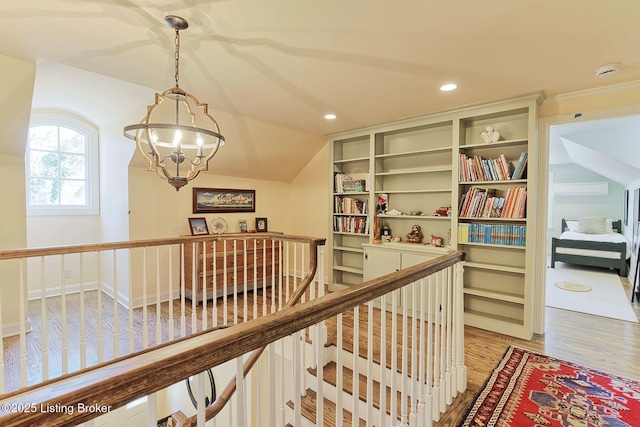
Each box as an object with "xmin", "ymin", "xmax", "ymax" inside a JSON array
[
  {"xmin": 480, "ymin": 125, "xmax": 500, "ymax": 143},
  {"xmin": 394, "ymin": 236, "xmax": 402, "ymax": 242},
  {"xmin": 431, "ymin": 235, "xmax": 444, "ymax": 247},
  {"xmin": 406, "ymin": 224, "xmax": 423, "ymax": 244},
  {"xmin": 373, "ymin": 213, "xmax": 382, "ymax": 244},
  {"xmin": 434, "ymin": 205, "xmax": 451, "ymax": 217},
  {"xmin": 382, "ymin": 224, "xmax": 392, "ymax": 242}
]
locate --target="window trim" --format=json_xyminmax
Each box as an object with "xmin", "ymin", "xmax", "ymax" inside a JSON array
[{"xmin": 26, "ymin": 110, "xmax": 100, "ymax": 216}]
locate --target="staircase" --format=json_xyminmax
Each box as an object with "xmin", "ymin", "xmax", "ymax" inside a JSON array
[{"xmin": 284, "ymin": 292, "xmax": 460, "ymax": 426}]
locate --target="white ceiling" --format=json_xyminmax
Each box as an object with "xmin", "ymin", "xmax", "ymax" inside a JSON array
[
  {"xmin": 549, "ymin": 114, "xmax": 640, "ymax": 185},
  {"xmin": 2, "ymin": 1, "xmax": 640, "ymax": 137},
  {"xmin": 2, "ymin": 1, "xmax": 640, "ymax": 185}
]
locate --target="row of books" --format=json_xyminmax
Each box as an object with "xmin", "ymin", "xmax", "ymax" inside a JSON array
[
  {"xmin": 333, "ymin": 216, "xmax": 369, "ymax": 234},
  {"xmin": 334, "ymin": 196, "xmax": 369, "ymax": 214},
  {"xmin": 459, "ymin": 153, "xmax": 513, "ymax": 182},
  {"xmin": 334, "ymin": 173, "xmax": 369, "ymax": 193},
  {"xmin": 459, "ymin": 152, "xmax": 528, "ymax": 182},
  {"xmin": 459, "ymin": 186, "xmax": 527, "ymax": 219},
  {"xmin": 458, "ymin": 223, "xmax": 527, "ymax": 247}
]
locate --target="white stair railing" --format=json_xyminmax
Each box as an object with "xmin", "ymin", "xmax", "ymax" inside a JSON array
[{"xmin": 0, "ymin": 250, "xmax": 464, "ymax": 427}]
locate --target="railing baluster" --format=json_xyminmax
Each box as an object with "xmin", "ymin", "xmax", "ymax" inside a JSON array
[
  {"xmin": 455, "ymin": 261, "xmax": 467, "ymax": 394},
  {"xmin": 432, "ymin": 270, "xmax": 441, "ymax": 420},
  {"xmin": 426, "ymin": 274, "xmax": 434, "ymax": 423},
  {"xmin": 97, "ymin": 251, "xmax": 104, "ymax": 362},
  {"xmin": 196, "ymin": 372, "xmax": 206, "ymax": 427},
  {"xmin": 445, "ymin": 266, "xmax": 453, "ymax": 404},
  {"xmin": 390, "ymin": 289, "xmax": 398, "ymax": 423},
  {"xmin": 336, "ymin": 311, "xmax": 344, "ymax": 427},
  {"xmin": 168, "ymin": 247, "xmax": 174, "ymax": 342},
  {"xmin": 147, "ymin": 392, "xmax": 157, "ymax": 427},
  {"xmin": 293, "ymin": 331, "xmax": 302, "ymax": 427},
  {"xmin": 156, "ymin": 246, "xmax": 162, "ymax": 345},
  {"xmin": 40, "ymin": 257, "xmax": 48, "ymax": 383},
  {"xmin": 142, "ymin": 248, "xmax": 149, "ymax": 349},
  {"xmin": 202, "ymin": 242, "xmax": 208, "ymax": 331},
  {"xmin": 113, "ymin": 250, "xmax": 120, "ymax": 358},
  {"xmin": 410, "ymin": 280, "xmax": 418, "ymax": 424},
  {"xmin": 316, "ymin": 303, "xmax": 324, "ymax": 427},
  {"xmin": 418, "ymin": 278, "xmax": 427, "ymax": 427},
  {"xmin": 128, "ymin": 250, "xmax": 135, "ymax": 353},
  {"xmin": 252, "ymin": 240, "xmax": 258, "ymax": 320},
  {"xmin": 401, "ymin": 285, "xmax": 408, "ymax": 426},
  {"xmin": 191, "ymin": 243, "xmax": 198, "ymax": 333},
  {"xmin": 366, "ymin": 300, "xmax": 374, "ymax": 426},
  {"xmin": 233, "ymin": 239, "xmax": 239, "ymax": 324},
  {"xmin": 439, "ymin": 269, "xmax": 447, "ymax": 414},
  {"xmin": 155, "ymin": 247, "xmax": 162, "ymax": 345},
  {"xmin": 236, "ymin": 355, "xmax": 245, "ymax": 427},
  {"xmin": 212, "ymin": 241, "xmax": 218, "ymax": 328},
  {"xmin": 60, "ymin": 255, "xmax": 68, "ymax": 377},
  {"xmin": 267, "ymin": 341, "xmax": 274, "ymax": 427},
  {"xmin": 352, "ymin": 305, "xmax": 360, "ymax": 426},
  {"xmin": 223, "ymin": 241, "xmax": 228, "ymax": 324},
  {"xmin": 379, "ymin": 294, "xmax": 387, "ymax": 427},
  {"xmin": 262, "ymin": 239, "xmax": 268, "ymax": 316},
  {"xmin": 80, "ymin": 254, "xmax": 86, "ymax": 369},
  {"xmin": 180, "ymin": 244, "xmax": 187, "ymax": 338},
  {"xmin": 243, "ymin": 240, "xmax": 248, "ymax": 322}
]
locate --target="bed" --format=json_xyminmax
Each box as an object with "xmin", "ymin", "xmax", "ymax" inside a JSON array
[{"xmin": 551, "ymin": 218, "xmax": 630, "ymax": 277}]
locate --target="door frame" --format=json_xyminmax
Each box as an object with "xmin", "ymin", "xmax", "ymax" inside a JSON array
[{"xmin": 533, "ymin": 104, "xmax": 640, "ymax": 334}]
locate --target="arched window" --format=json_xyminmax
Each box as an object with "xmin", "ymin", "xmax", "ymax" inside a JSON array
[{"xmin": 26, "ymin": 111, "xmax": 99, "ymax": 215}]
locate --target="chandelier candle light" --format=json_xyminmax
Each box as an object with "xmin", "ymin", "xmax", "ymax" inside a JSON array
[{"xmin": 124, "ymin": 15, "xmax": 225, "ymax": 191}]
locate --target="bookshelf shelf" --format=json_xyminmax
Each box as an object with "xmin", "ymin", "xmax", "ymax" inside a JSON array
[{"xmin": 329, "ymin": 92, "xmax": 542, "ymax": 339}]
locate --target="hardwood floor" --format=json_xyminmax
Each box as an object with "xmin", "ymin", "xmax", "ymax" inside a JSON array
[
  {"xmin": 435, "ymin": 273, "xmax": 640, "ymax": 426},
  {"xmin": 3, "ymin": 274, "xmax": 639, "ymax": 426}
]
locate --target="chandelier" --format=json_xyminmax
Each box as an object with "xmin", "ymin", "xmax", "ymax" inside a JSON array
[{"xmin": 124, "ymin": 15, "xmax": 225, "ymax": 191}]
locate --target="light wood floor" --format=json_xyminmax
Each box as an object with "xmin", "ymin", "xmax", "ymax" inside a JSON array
[{"xmin": 2, "ymin": 272, "xmax": 639, "ymax": 426}]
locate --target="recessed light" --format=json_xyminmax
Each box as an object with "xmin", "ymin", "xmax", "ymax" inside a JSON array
[
  {"xmin": 440, "ymin": 83, "xmax": 457, "ymax": 92},
  {"xmin": 324, "ymin": 114, "xmax": 337, "ymax": 120}
]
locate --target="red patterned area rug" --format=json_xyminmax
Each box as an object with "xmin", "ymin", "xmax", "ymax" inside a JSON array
[{"xmin": 460, "ymin": 346, "xmax": 640, "ymax": 427}]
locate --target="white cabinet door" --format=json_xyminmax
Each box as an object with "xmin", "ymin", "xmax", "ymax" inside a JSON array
[{"xmin": 363, "ymin": 247, "xmax": 401, "ymax": 281}]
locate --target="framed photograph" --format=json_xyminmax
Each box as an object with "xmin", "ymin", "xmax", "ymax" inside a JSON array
[
  {"xmin": 188, "ymin": 217, "xmax": 209, "ymax": 236},
  {"xmin": 238, "ymin": 219, "xmax": 248, "ymax": 233},
  {"xmin": 193, "ymin": 188, "xmax": 256, "ymax": 214},
  {"xmin": 255, "ymin": 217, "xmax": 268, "ymax": 232}
]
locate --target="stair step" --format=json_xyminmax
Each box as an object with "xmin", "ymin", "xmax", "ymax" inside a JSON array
[
  {"xmin": 287, "ymin": 389, "xmax": 366, "ymax": 427},
  {"xmin": 310, "ymin": 361, "xmax": 406, "ymax": 417}
]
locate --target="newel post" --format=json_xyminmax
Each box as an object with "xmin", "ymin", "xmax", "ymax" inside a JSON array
[{"xmin": 454, "ymin": 260, "xmax": 467, "ymax": 393}]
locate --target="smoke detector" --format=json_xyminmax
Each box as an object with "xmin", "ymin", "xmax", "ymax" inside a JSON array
[{"xmin": 594, "ymin": 63, "xmax": 621, "ymax": 77}]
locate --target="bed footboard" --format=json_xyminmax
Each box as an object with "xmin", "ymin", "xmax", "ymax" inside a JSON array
[{"xmin": 551, "ymin": 237, "xmax": 628, "ymax": 276}]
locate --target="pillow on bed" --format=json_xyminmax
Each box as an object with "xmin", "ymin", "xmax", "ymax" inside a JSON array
[
  {"xmin": 578, "ymin": 217, "xmax": 606, "ymax": 234},
  {"xmin": 565, "ymin": 220, "xmax": 579, "ymax": 232},
  {"xmin": 605, "ymin": 218, "xmax": 614, "ymax": 233}
]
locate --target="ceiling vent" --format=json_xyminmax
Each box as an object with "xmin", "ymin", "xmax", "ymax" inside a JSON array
[{"xmin": 594, "ymin": 63, "xmax": 621, "ymax": 77}]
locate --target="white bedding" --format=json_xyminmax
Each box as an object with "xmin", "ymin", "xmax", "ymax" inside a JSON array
[{"xmin": 556, "ymin": 231, "xmax": 631, "ymax": 260}]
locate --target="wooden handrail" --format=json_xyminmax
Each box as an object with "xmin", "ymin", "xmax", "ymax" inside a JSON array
[
  {"xmin": 180, "ymin": 233, "xmax": 324, "ymax": 426},
  {"xmin": 0, "ymin": 233, "xmax": 325, "ymax": 260},
  {"xmin": 0, "ymin": 251, "xmax": 464, "ymax": 427}
]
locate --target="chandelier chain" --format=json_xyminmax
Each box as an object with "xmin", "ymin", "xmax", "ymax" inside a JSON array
[{"xmin": 174, "ymin": 26, "xmax": 180, "ymax": 87}]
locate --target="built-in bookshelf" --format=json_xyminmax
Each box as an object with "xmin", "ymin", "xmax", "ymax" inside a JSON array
[
  {"xmin": 328, "ymin": 92, "xmax": 544, "ymax": 339},
  {"xmin": 330, "ymin": 134, "xmax": 372, "ymax": 288}
]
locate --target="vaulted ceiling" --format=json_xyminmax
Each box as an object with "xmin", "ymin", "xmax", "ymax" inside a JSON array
[{"xmin": 1, "ymin": 1, "xmax": 639, "ymax": 181}]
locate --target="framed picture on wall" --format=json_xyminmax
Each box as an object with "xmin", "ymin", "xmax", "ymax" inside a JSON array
[
  {"xmin": 193, "ymin": 188, "xmax": 256, "ymax": 213},
  {"xmin": 188, "ymin": 217, "xmax": 209, "ymax": 236},
  {"xmin": 255, "ymin": 217, "xmax": 268, "ymax": 232}
]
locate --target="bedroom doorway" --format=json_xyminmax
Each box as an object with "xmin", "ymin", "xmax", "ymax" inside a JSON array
[{"xmin": 535, "ymin": 104, "xmax": 640, "ymax": 333}]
